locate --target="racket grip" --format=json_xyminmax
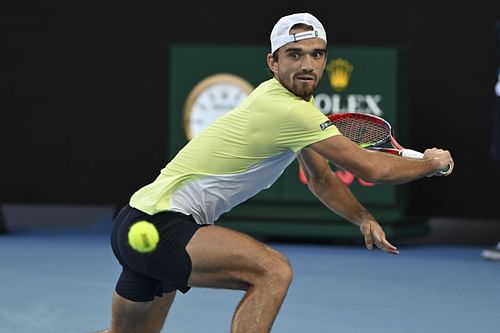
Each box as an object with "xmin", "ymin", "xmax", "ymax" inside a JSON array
[
  {"xmin": 401, "ymin": 149, "xmax": 451, "ymax": 175},
  {"xmin": 400, "ymin": 149, "xmax": 424, "ymax": 159}
]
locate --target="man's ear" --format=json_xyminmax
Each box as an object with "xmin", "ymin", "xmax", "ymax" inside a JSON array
[{"xmin": 267, "ymin": 53, "xmax": 278, "ymax": 74}]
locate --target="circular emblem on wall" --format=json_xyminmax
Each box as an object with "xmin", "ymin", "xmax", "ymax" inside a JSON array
[{"xmin": 183, "ymin": 73, "xmax": 254, "ymax": 140}]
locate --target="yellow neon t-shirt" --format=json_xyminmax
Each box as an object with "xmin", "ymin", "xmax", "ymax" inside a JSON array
[{"xmin": 130, "ymin": 78, "xmax": 340, "ymax": 224}]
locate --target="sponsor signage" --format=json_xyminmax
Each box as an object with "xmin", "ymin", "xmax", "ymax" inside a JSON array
[{"xmin": 170, "ymin": 45, "xmax": 406, "ymax": 209}]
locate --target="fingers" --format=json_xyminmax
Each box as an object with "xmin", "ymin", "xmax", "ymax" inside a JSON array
[
  {"xmin": 360, "ymin": 221, "xmax": 400, "ymax": 255},
  {"xmin": 360, "ymin": 222, "xmax": 373, "ymax": 250},
  {"xmin": 377, "ymin": 238, "xmax": 400, "ymax": 255},
  {"xmin": 441, "ymin": 157, "xmax": 454, "ymax": 176},
  {"xmin": 423, "ymin": 148, "xmax": 454, "ymax": 177}
]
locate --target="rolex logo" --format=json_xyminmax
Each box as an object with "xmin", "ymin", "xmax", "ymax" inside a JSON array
[{"xmin": 326, "ymin": 58, "xmax": 353, "ymax": 91}]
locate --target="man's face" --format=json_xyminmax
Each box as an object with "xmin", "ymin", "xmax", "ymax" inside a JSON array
[{"xmin": 268, "ymin": 27, "xmax": 327, "ymax": 101}]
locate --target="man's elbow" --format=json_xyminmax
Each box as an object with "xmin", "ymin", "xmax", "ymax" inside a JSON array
[
  {"xmin": 306, "ymin": 171, "xmax": 329, "ymax": 185},
  {"xmin": 358, "ymin": 166, "xmax": 393, "ymax": 184}
]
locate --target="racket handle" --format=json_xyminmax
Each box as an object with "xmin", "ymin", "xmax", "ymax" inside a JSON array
[
  {"xmin": 401, "ymin": 149, "xmax": 451, "ymax": 175},
  {"xmin": 400, "ymin": 149, "xmax": 424, "ymax": 159}
]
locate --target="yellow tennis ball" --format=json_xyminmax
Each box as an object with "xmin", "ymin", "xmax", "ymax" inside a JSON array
[{"xmin": 128, "ymin": 221, "xmax": 159, "ymax": 253}]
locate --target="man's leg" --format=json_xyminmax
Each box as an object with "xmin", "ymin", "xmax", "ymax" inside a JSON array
[
  {"xmin": 186, "ymin": 225, "xmax": 293, "ymax": 333},
  {"xmin": 106, "ymin": 290, "xmax": 176, "ymax": 333}
]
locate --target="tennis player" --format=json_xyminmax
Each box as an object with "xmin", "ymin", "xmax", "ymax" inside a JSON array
[{"xmin": 94, "ymin": 12, "xmax": 453, "ymax": 333}]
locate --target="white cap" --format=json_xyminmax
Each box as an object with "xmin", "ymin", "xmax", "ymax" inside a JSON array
[{"xmin": 270, "ymin": 13, "xmax": 327, "ymax": 54}]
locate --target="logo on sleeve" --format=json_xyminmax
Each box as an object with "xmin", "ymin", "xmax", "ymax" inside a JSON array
[{"xmin": 320, "ymin": 120, "xmax": 334, "ymax": 130}]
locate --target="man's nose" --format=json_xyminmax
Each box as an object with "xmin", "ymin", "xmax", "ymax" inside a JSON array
[{"xmin": 301, "ymin": 55, "xmax": 314, "ymax": 71}]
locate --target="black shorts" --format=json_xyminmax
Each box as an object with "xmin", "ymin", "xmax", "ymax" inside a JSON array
[{"xmin": 110, "ymin": 205, "xmax": 205, "ymax": 302}]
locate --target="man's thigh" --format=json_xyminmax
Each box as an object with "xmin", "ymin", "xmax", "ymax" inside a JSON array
[{"xmin": 186, "ymin": 225, "xmax": 289, "ymax": 289}]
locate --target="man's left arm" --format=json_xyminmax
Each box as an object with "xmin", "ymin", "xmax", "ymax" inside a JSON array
[{"xmin": 297, "ymin": 148, "xmax": 399, "ymax": 255}]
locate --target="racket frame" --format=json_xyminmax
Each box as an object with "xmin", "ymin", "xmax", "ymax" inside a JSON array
[
  {"xmin": 327, "ymin": 112, "xmax": 406, "ymax": 151},
  {"xmin": 327, "ymin": 112, "xmax": 450, "ymax": 174}
]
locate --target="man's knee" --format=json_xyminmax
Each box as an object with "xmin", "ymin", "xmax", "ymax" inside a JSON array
[{"xmin": 262, "ymin": 249, "xmax": 293, "ymax": 290}]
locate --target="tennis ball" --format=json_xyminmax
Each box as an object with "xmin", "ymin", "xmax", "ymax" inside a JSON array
[{"xmin": 128, "ymin": 220, "xmax": 159, "ymax": 253}]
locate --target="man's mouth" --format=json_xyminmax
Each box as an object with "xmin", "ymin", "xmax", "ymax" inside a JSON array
[{"xmin": 295, "ymin": 75, "xmax": 315, "ymax": 82}]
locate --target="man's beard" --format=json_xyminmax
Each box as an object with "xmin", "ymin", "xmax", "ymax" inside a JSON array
[{"xmin": 278, "ymin": 74, "xmax": 317, "ymax": 101}]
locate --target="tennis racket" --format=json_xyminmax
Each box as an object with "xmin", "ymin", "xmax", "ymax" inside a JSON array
[{"xmin": 327, "ymin": 112, "xmax": 451, "ymax": 175}]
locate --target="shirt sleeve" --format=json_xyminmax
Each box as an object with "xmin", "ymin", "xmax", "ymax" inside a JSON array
[{"xmin": 276, "ymin": 101, "xmax": 341, "ymax": 152}]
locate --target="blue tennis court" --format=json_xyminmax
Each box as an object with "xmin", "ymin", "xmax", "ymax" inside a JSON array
[{"xmin": 1, "ymin": 219, "xmax": 499, "ymax": 333}]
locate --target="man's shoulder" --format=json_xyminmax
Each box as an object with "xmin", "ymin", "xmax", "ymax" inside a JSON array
[
  {"xmin": 253, "ymin": 78, "xmax": 305, "ymax": 105},
  {"xmin": 254, "ymin": 77, "xmax": 279, "ymax": 91}
]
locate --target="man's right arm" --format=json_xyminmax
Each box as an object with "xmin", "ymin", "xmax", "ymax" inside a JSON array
[{"xmin": 309, "ymin": 134, "xmax": 453, "ymax": 184}]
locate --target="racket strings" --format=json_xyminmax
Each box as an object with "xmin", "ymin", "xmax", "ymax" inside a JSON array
[{"xmin": 331, "ymin": 117, "xmax": 390, "ymax": 147}]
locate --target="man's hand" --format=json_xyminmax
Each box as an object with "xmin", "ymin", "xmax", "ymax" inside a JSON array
[
  {"xmin": 423, "ymin": 148, "xmax": 454, "ymax": 177},
  {"xmin": 359, "ymin": 220, "xmax": 400, "ymax": 255}
]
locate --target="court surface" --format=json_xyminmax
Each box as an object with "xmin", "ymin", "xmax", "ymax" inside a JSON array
[{"xmin": 0, "ymin": 223, "xmax": 499, "ymax": 333}]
